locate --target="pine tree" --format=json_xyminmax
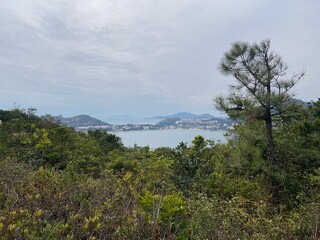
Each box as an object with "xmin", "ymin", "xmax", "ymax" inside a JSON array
[{"xmin": 215, "ymin": 39, "xmax": 305, "ymax": 205}]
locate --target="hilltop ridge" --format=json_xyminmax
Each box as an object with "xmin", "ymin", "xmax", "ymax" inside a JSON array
[
  {"xmin": 149, "ymin": 112, "xmax": 216, "ymax": 120},
  {"xmin": 54, "ymin": 114, "xmax": 111, "ymax": 128}
]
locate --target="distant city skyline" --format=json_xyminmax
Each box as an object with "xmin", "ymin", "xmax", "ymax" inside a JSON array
[{"xmin": 1, "ymin": 0, "xmax": 319, "ymax": 120}]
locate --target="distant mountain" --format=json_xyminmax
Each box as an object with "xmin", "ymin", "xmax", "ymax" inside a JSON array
[
  {"xmin": 151, "ymin": 112, "xmax": 215, "ymax": 120},
  {"xmin": 155, "ymin": 118, "xmax": 181, "ymax": 127},
  {"xmin": 55, "ymin": 115, "xmax": 111, "ymax": 128},
  {"xmin": 290, "ymin": 98, "xmax": 308, "ymax": 107}
]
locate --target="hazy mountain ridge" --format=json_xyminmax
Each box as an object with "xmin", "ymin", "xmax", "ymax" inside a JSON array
[
  {"xmin": 49, "ymin": 112, "xmax": 230, "ymax": 130},
  {"xmin": 54, "ymin": 114, "xmax": 111, "ymax": 128},
  {"xmin": 150, "ymin": 112, "xmax": 216, "ymax": 120},
  {"xmin": 48, "ymin": 101, "xmax": 307, "ymax": 129},
  {"xmin": 290, "ymin": 98, "xmax": 309, "ymax": 107},
  {"xmin": 155, "ymin": 118, "xmax": 181, "ymax": 127}
]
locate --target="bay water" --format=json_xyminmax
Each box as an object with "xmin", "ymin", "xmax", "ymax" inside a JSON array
[{"xmin": 113, "ymin": 129, "xmax": 227, "ymax": 149}]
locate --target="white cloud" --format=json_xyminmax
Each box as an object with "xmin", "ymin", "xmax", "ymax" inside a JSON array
[{"xmin": 0, "ymin": 0, "xmax": 319, "ymax": 117}]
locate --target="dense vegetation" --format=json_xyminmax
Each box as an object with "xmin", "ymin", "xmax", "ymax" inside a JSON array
[{"xmin": 0, "ymin": 99, "xmax": 319, "ymax": 239}]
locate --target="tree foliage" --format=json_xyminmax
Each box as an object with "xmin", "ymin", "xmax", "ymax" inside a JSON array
[
  {"xmin": 215, "ymin": 39, "xmax": 305, "ymax": 205},
  {"xmin": 216, "ymin": 39, "xmax": 304, "ymax": 121}
]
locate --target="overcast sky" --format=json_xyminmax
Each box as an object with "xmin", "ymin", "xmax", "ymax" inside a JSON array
[{"xmin": 1, "ymin": 0, "xmax": 319, "ymax": 119}]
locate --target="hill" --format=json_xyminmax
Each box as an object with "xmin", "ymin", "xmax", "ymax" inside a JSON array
[
  {"xmin": 155, "ymin": 117, "xmax": 181, "ymax": 127},
  {"xmin": 290, "ymin": 98, "xmax": 309, "ymax": 107},
  {"xmin": 55, "ymin": 114, "xmax": 111, "ymax": 128}
]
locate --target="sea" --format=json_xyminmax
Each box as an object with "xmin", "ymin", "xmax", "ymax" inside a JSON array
[
  {"xmin": 113, "ymin": 129, "xmax": 227, "ymax": 149},
  {"xmin": 105, "ymin": 117, "xmax": 228, "ymax": 149}
]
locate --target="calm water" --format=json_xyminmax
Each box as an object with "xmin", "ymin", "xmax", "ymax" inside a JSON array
[{"xmin": 113, "ymin": 129, "xmax": 227, "ymax": 149}]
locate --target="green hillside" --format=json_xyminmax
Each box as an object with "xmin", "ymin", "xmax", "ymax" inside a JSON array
[{"xmin": 0, "ymin": 99, "xmax": 320, "ymax": 239}]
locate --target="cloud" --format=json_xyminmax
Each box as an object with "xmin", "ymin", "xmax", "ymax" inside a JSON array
[{"xmin": 0, "ymin": 0, "xmax": 319, "ymax": 117}]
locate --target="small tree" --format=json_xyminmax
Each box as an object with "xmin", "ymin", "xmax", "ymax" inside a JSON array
[{"xmin": 215, "ymin": 39, "xmax": 304, "ymax": 205}]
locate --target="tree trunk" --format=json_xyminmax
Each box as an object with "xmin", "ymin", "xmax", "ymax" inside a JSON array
[
  {"xmin": 265, "ymin": 111, "xmax": 280, "ymax": 206},
  {"xmin": 265, "ymin": 113, "xmax": 275, "ymax": 165}
]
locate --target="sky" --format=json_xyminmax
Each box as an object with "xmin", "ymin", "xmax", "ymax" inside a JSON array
[{"xmin": 1, "ymin": 0, "xmax": 319, "ymax": 120}]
